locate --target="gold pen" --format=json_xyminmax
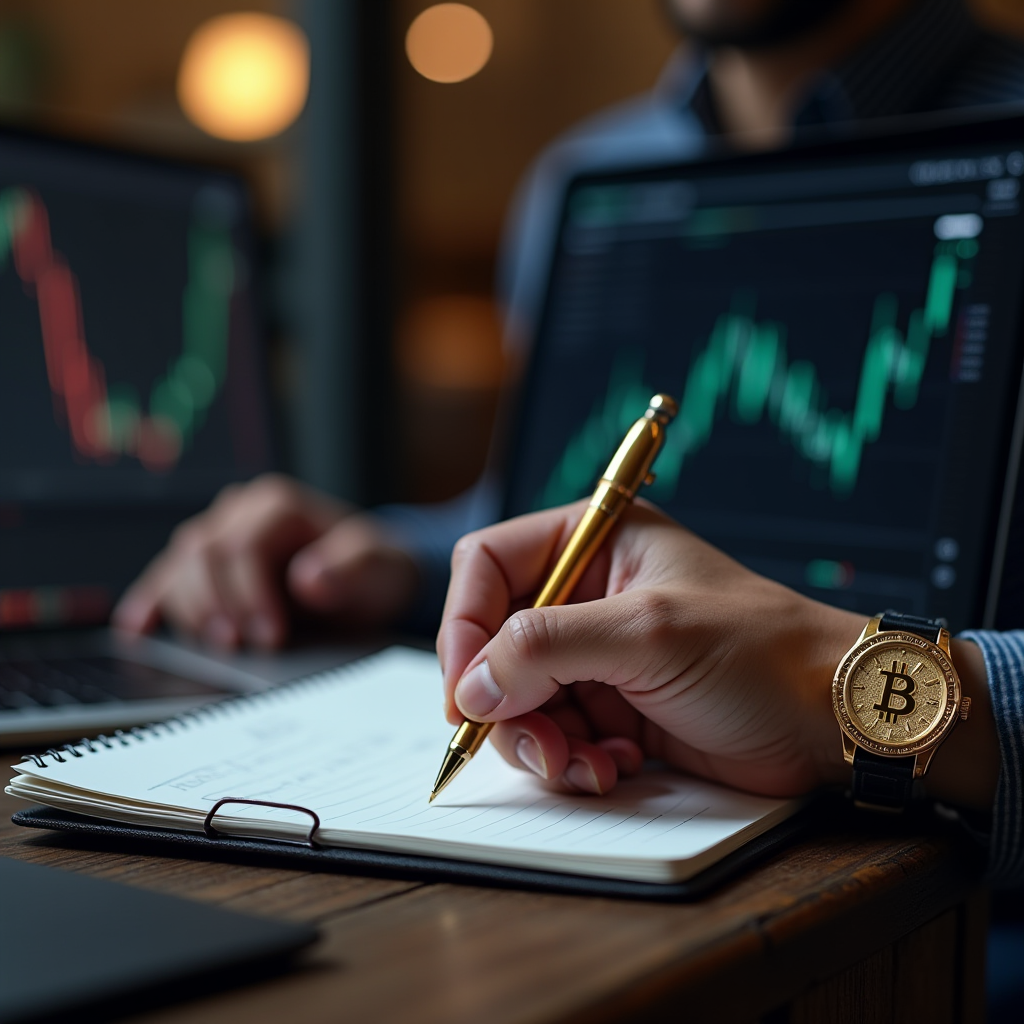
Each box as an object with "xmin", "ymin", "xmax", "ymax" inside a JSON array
[{"xmin": 429, "ymin": 392, "xmax": 679, "ymax": 802}]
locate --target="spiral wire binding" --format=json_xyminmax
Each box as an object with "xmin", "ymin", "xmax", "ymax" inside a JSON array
[{"xmin": 18, "ymin": 652, "xmax": 385, "ymax": 770}]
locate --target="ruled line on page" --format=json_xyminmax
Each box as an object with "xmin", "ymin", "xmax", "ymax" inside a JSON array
[{"xmin": 464, "ymin": 799, "xmax": 544, "ymax": 834}]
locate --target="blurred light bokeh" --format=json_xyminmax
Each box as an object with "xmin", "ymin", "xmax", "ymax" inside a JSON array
[
  {"xmin": 405, "ymin": 3, "xmax": 493, "ymax": 84},
  {"xmin": 177, "ymin": 12, "xmax": 309, "ymax": 141}
]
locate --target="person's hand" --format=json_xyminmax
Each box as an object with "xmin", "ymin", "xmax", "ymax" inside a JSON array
[
  {"xmin": 113, "ymin": 474, "xmax": 418, "ymax": 649},
  {"xmin": 438, "ymin": 500, "xmax": 998, "ymax": 808}
]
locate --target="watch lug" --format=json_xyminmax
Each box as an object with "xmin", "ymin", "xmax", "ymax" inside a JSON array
[
  {"xmin": 937, "ymin": 627, "xmax": 952, "ymax": 656},
  {"xmin": 913, "ymin": 750, "xmax": 932, "ymax": 778},
  {"xmin": 859, "ymin": 616, "xmax": 882, "ymax": 643},
  {"xmin": 841, "ymin": 733, "xmax": 857, "ymax": 765}
]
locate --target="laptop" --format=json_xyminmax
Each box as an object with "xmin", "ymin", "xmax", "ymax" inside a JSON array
[
  {"xmin": 502, "ymin": 108, "xmax": 1024, "ymax": 635},
  {"xmin": 0, "ymin": 127, "xmax": 299, "ymax": 745}
]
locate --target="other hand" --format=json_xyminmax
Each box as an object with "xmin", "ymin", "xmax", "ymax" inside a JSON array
[{"xmin": 113, "ymin": 474, "xmax": 418, "ymax": 649}]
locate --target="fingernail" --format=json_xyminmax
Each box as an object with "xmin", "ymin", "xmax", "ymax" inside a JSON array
[
  {"xmin": 516, "ymin": 736, "xmax": 547, "ymax": 778},
  {"xmin": 205, "ymin": 615, "xmax": 236, "ymax": 649},
  {"xmin": 246, "ymin": 614, "xmax": 277, "ymax": 648},
  {"xmin": 454, "ymin": 660, "xmax": 504, "ymax": 718},
  {"xmin": 564, "ymin": 759, "xmax": 602, "ymax": 795}
]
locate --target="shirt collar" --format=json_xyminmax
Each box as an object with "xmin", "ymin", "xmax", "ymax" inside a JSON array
[{"xmin": 657, "ymin": 0, "xmax": 983, "ymax": 135}]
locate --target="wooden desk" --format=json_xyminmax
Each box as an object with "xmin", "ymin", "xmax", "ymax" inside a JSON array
[{"xmin": 0, "ymin": 786, "xmax": 986, "ymax": 1024}]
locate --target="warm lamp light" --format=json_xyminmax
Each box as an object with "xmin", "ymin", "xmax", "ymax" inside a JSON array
[
  {"xmin": 406, "ymin": 4, "xmax": 493, "ymax": 84},
  {"xmin": 178, "ymin": 13, "xmax": 309, "ymax": 142}
]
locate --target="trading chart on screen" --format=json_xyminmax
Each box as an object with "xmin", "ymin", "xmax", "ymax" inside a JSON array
[
  {"xmin": 0, "ymin": 132, "xmax": 273, "ymax": 621},
  {"xmin": 0, "ymin": 140, "xmax": 270, "ymax": 505},
  {"xmin": 506, "ymin": 141, "xmax": 1024, "ymax": 629}
]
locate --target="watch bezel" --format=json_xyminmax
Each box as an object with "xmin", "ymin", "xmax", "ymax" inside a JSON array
[{"xmin": 832, "ymin": 631, "xmax": 961, "ymax": 757}]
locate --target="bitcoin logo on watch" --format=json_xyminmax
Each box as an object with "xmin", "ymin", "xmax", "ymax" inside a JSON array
[
  {"xmin": 838, "ymin": 636, "xmax": 954, "ymax": 751},
  {"xmin": 873, "ymin": 661, "xmax": 917, "ymax": 724}
]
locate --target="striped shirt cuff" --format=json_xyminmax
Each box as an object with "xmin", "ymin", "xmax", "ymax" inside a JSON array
[{"xmin": 959, "ymin": 630, "xmax": 1024, "ymax": 886}]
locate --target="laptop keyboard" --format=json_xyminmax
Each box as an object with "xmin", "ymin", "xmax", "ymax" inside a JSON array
[{"xmin": 0, "ymin": 656, "xmax": 228, "ymax": 711}]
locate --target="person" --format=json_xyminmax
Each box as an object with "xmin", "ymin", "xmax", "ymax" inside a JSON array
[
  {"xmin": 435, "ymin": 500, "xmax": 1022, "ymax": 884},
  {"xmin": 112, "ymin": 0, "xmax": 1024, "ymax": 898},
  {"xmin": 112, "ymin": 0, "xmax": 1024, "ymax": 649}
]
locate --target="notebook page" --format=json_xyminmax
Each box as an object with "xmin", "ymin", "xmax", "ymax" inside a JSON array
[{"xmin": 8, "ymin": 647, "xmax": 797, "ymax": 882}]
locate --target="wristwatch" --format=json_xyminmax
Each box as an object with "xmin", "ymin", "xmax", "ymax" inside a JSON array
[{"xmin": 832, "ymin": 611, "xmax": 971, "ymax": 810}]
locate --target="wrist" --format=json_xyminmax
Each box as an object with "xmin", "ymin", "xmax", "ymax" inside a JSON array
[
  {"xmin": 797, "ymin": 603, "xmax": 866, "ymax": 790},
  {"xmin": 919, "ymin": 637, "xmax": 998, "ymax": 811}
]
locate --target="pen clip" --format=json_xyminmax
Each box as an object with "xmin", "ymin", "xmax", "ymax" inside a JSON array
[{"xmin": 203, "ymin": 796, "xmax": 322, "ymax": 849}]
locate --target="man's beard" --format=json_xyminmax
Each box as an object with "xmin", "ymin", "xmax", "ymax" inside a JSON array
[{"xmin": 662, "ymin": 0, "xmax": 861, "ymax": 50}]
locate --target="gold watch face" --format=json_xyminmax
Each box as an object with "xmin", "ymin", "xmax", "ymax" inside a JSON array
[{"xmin": 833, "ymin": 631, "xmax": 960, "ymax": 756}]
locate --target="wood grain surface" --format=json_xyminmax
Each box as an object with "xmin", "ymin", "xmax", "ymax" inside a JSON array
[{"xmin": 0, "ymin": 783, "xmax": 986, "ymax": 1024}]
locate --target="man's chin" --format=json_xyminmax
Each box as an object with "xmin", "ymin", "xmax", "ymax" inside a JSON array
[{"xmin": 663, "ymin": 0, "xmax": 859, "ymax": 50}]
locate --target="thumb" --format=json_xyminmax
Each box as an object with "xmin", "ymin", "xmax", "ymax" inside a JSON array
[{"xmin": 452, "ymin": 592, "xmax": 664, "ymax": 722}]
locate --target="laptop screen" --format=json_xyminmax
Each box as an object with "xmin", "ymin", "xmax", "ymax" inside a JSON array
[
  {"xmin": 0, "ymin": 130, "xmax": 274, "ymax": 628},
  {"xmin": 503, "ymin": 112, "xmax": 1024, "ymax": 632}
]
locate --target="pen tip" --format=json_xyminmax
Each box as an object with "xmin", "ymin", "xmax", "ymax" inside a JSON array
[{"xmin": 428, "ymin": 791, "xmax": 436, "ymax": 803}]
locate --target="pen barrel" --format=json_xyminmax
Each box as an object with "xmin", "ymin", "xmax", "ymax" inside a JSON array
[
  {"xmin": 533, "ymin": 505, "xmax": 616, "ymax": 608},
  {"xmin": 531, "ymin": 395, "xmax": 675, "ymax": 610}
]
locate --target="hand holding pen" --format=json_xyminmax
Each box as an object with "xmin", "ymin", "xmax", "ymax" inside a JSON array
[
  {"xmin": 435, "ymin": 490, "xmax": 1000, "ymax": 808},
  {"xmin": 430, "ymin": 395, "xmax": 677, "ymax": 800}
]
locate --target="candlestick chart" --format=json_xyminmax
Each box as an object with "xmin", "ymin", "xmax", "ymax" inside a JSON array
[
  {"xmin": 0, "ymin": 185, "xmax": 238, "ymax": 472},
  {"xmin": 536, "ymin": 239, "xmax": 972, "ymax": 511}
]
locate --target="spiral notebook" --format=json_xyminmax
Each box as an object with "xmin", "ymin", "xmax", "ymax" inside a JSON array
[{"xmin": 6, "ymin": 647, "xmax": 800, "ymax": 886}]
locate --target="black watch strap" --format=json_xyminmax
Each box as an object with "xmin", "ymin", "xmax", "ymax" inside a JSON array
[
  {"xmin": 850, "ymin": 611, "xmax": 945, "ymax": 809},
  {"xmin": 876, "ymin": 609, "xmax": 944, "ymax": 644},
  {"xmin": 851, "ymin": 748, "xmax": 916, "ymax": 809}
]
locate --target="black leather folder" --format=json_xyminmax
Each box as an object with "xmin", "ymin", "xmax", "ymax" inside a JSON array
[{"xmin": 12, "ymin": 803, "xmax": 808, "ymax": 902}]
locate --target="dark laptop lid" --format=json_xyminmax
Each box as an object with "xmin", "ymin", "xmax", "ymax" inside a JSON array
[
  {"xmin": 0, "ymin": 129, "xmax": 275, "ymax": 629},
  {"xmin": 502, "ymin": 109, "xmax": 1024, "ymax": 633}
]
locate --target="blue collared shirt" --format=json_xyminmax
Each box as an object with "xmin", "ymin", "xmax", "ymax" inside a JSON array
[{"xmin": 961, "ymin": 631, "xmax": 1024, "ymax": 885}]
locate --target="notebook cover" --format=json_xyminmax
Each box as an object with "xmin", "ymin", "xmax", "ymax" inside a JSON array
[
  {"xmin": 12, "ymin": 803, "xmax": 811, "ymax": 901},
  {"xmin": 0, "ymin": 854, "xmax": 317, "ymax": 1024}
]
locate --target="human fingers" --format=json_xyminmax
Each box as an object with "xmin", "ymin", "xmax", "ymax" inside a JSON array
[
  {"xmin": 205, "ymin": 475, "xmax": 346, "ymax": 645},
  {"xmin": 437, "ymin": 501, "xmax": 609, "ymax": 721},
  {"xmin": 157, "ymin": 546, "xmax": 240, "ymax": 648},
  {"xmin": 114, "ymin": 475, "xmax": 345, "ymax": 647},
  {"xmin": 487, "ymin": 712, "xmax": 568, "ymax": 781},
  {"xmin": 113, "ymin": 533, "xmax": 240, "ymax": 647},
  {"xmin": 488, "ymin": 718, "xmax": 633, "ymax": 795},
  {"xmin": 286, "ymin": 516, "xmax": 419, "ymax": 625},
  {"xmin": 218, "ymin": 550, "xmax": 289, "ymax": 649},
  {"xmin": 113, "ymin": 558, "xmax": 172, "ymax": 635},
  {"xmin": 450, "ymin": 590, "xmax": 681, "ymax": 725}
]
